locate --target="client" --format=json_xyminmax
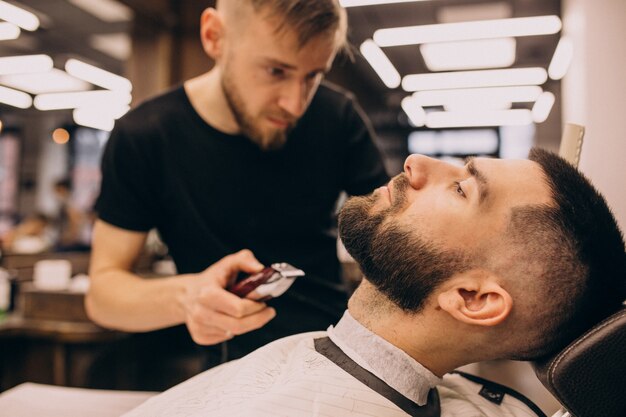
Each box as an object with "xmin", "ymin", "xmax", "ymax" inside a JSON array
[{"xmin": 123, "ymin": 148, "xmax": 625, "ymax": 417}]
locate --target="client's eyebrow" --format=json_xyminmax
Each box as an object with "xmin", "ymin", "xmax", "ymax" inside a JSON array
[{"xmin": 465, "ymin": 157, "xmax": 490, "ymax": 204}]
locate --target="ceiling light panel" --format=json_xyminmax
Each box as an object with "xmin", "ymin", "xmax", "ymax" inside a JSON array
[
  {"xmin": 0, "ymin": 68, "xmax": 90, "ymax": 94},
  {"xmin": 532, "ymin": 91, "xmax": 555, "ymax": 123},
  {"xmin": 0, "ymin": 84, "xmax": 32, "ymax": 108},
  {"xmin": 360, "ymin": 39, "xmax": 401, "ymax": 88},
  {"xmin": 74, "ymin": 104, "xmax": 128, "ymax": 122},
  {"xmin": 426, "ymin": 109, "xmax": 533, "ymax": 128},
  {"xmin": 548, "ymin": 37, "xmax": 574, "ymax": 80},
  {"xmin": 73, "ymin": 108, "xmax": 115, "ymax": 131},
  {"xmin": 437, "ymin": 2, "xmax": 512, "ymax": 23},
  {"xmin": 402, "ymin": 67, "xmax": 547, "ymax": 92},
  {"xmin": 0, "ymin": 22, "xmax": 20, "ymax": 40},
  {"xmin": 0, "ymin": 0, "xmax": 39, "ymax": 31},
  {"xmin": 401, "ymin": 96, "xmax": 426, "ymax": 126},
  {"xmin": 67, "ymin": 0, "xmax": 133, "ymax": 23},
  {"xmin": 444, "ymin": 101, "xmax": 512, "ymax": 112},
  {"xmin": 408, "ymin": 129, "xmax": 499, "ymax": 155},
  {"xmin": 414, "ymin": 86, "xmax": 543, "ymax": 107},
  {"xmin": 421, "ymin": 38, "xmax": 516, "ymax": 71},
  {"xmin": 34, "ymin": 90, "xmax": 132, "ymax": 111},
  {"xmin": 65, "ymin": 59, "xmax": 132, "ymax": 92},
  {"xmin": 374, "ymin": 15, "xmax": 561, "ymax": 47},
  {"xmin": 0, "ymin": 54, "xmax": 52, "ymax": 75}
]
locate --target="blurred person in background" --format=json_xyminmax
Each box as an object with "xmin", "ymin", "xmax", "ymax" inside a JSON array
[
  {"xmin": 0, "ymin": 178, "xmax": 91, "ymax": 253},
  {"xmin": 0, "ymin": 212, "xmax": 51, "ymax": 254},
  {"xmin": 52, "ymin": 177, "xmax": 92, "ymax": 252}
]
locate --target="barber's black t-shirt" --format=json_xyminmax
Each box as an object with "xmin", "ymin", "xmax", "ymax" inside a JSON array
[{"xmin": 96, "ymin": 83, "xmax": 389, "ymax": 283}]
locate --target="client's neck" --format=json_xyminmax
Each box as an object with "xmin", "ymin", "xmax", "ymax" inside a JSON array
[{"xmin": 347, "ymin": 280, "xmax": 469, "ymax": 377}]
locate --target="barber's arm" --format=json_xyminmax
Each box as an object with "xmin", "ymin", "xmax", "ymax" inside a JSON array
[{"xmin": 85, "ymin": 220, "xmax": 276, "ymax": 345}]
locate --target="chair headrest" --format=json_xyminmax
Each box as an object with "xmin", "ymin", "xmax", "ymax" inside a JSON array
[{"xmin": 533, "ymin": 306, "xmax": 626, "ymax": 417}]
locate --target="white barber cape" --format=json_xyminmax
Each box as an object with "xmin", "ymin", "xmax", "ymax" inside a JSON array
[{"xmin": 123, "ymin": 311, "xmax": 545, "ymax": 417}]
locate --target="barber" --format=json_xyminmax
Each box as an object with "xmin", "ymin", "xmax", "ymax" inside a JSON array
[{"xmin": 86, "ymin": 0, "xmax": 389, "ymax": 361}]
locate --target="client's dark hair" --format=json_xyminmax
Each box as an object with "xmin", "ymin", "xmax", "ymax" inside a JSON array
[{"xmin": 506, "ymin": 148, "xmax": 625, "ymax": 359}]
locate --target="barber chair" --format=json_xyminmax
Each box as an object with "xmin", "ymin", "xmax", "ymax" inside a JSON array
[
  {"xmin": 532, "ymin": 306, "xmax": 626, "ymax": 417},
  {"xmin": 532, "ymin": 123, "xmax": 624, "ymax": 417}
]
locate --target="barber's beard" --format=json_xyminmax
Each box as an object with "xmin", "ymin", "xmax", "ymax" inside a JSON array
[
  {"xmin": 338, "ymin": 174, "xmax": 471, "ymax": 313},
  {"xmin": 221, "ymin": 71, "xmax": 293, "ymax": 151}
]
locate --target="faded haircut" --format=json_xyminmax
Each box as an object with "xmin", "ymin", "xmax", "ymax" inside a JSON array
[
  {"xmin": 503, "ymin": 148, "xmax": 625, "ymax": 359},
  {"xmin": 217, "ymin": 0, "xmax": 348, "ymax": 51}
]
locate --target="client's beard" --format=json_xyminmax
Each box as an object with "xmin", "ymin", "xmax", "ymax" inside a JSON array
[{"xmin": 338, "ymin": 175, "xmax": 471, "ymax": 313}]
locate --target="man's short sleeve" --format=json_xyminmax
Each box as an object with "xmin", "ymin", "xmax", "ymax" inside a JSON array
[
  {"xmin": 341, "ymin": 96, "xmax": 390, "ymax": 196},
  {"xmin": 95, "ymin": 125, "xmax": 158, "ymax": 232}
]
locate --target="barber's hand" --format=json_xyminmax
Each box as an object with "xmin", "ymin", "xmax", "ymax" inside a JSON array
[{"xmin": 183, "ymin": 249, "xmax": 276, "ymax": 345}]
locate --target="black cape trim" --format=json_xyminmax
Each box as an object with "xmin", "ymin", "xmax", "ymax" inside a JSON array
[{"xmin": 314, "ymin": 337, "xmax": 440, "ymax": 417}]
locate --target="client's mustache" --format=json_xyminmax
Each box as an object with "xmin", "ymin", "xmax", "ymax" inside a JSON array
[{"xmin": 388, "ymin": 173, "xmax": 409, "ymax": 208}]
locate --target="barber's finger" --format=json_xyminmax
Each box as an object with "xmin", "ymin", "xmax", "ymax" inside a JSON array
[
  {"xmin": 188, "ymin": 325, "xmax": 234, "ymax": 346},
  {"xmin": 209, "ymin": 250, "xmax": 264, "ymax": 287},
  {"xmin": 188, "ymin": 306, "xmax": 275, "ymax": 338},
  {"xmin": 244, "ymin": 289, "xmax": 267, "ymax": 301},
  {"xmin": 207, "ymin": 307, "xmax": 277, "ymax": 336},
  {"xmin": 199, "ymin": 286, "xmax": 268, "ymax": 317}
]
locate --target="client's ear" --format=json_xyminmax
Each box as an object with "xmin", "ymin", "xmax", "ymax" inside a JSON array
[{"xmin": 437, "ymin": 270, "xmax": 512, "ymax": 327}]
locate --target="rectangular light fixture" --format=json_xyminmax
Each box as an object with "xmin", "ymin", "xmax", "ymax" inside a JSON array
[
  {"xmin": 444, "ymin": 101, "xmax": 511, "ymax": 112},
  {"xmin": 340, "ymin": 0, "xmax": 431, "ymax": 7},
  {"xmin": 374, "ymin": 15, "xmax": 561, "ymax": 47},
  {"xmin": 68, "ymin": 0, "xmax": 133, "ymax": 23},
  {"xmin": 73, "ymin": 108, "xmax": 115, "ymax": 132},
  {"xmin": 437, "ymin": 2, "xmax": 512, "ymax": 23},
  {"xmin": 34, "ymin": 90, "xmax": 132, "ymax": 111},
  {"xmin": 0, "ymin": 84, "xmax": 32, "ymax": 108},
  {"xmin": 0, "ymin": 0, "xmax": 39, "ymax": 31},
  {"xmin": 548, "ymin": 37, "xmax": 573, "ymax": 80},
  {"xmin": 0, "ymin": 22, "xmax": 20, "ymax": 40},
  {"xmin": 65, "ymin": 59, "xmax": 132, "ymax": 92},
  {"xmin": 360, "ymin": 39, "xmax": 401, "ymax": 88},
  {"xmin": 0, "ymin": 68, "xmax": 91, "ymax": 94},
  {"xmin": 401, "ymin": 96, "xmax": 426, "ymax": 126},
  {"xmin": 75, "ymin": 104, "xmax": 130, "ymax": 120},
  {"xmin": 414, "ymin": 86, "xmax": 543, "ymax": 107},
  {"xmin": 0, "ymin": 54, "xmax": 53, "ymax": 75},
  {"xmin": 420, "ymin": 38, "xmax": 516, "ymax": 71},
  {"xmin": 402, "ymin": 67, "xmax": 547, "ymax": 92},
  {"xmin": 532, "ymin": 91, "xmax": 555, "ymax": 123},
  {"xmin": 426, "ymin": 109, "xmax": 533, "ymax": 128},
  {"xmin": 408, "ymin": 129, "xmax": 499, "ymax": 155}
]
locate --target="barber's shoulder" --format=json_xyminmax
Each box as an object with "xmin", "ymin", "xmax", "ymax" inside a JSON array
[
  {"xmin": 439, "ymin": 372, "xmax": 547, "ymax": 417},
  {"xmin": 114, "ymin": 86, "xmax": 186, "ymax": 137},
  {"xmin": 304, "ymin": 81, "xmax": 363, "ymax": 129}
]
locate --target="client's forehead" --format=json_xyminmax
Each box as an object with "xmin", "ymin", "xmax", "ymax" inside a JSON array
[{"xmin": 474, "ymin": 157, "xmax": 553, "ymax": 209}]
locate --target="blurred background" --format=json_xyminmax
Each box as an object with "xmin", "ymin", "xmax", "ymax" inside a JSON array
[
  {"xmin": 0, "ymin": 0, "xmax": 624, "ymax": 239},
  {"xmin": 0, "ymin": 0, "xmax": 624, "ymax": 414}
]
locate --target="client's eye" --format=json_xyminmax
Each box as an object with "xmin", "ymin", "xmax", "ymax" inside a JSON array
[{"xmin": 454, "ymin": 181, "xmax": 466, "ymax": 198}]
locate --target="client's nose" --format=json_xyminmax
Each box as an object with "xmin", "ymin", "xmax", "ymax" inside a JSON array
[{"xmin": 403, "ymin": 154, "xmax": 432, "ymax": 190}]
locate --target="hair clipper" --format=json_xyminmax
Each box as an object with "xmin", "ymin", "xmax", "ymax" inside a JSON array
[{"xmin": 227, "ymin": 262, "xmax": 305, "ymax": 300}]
